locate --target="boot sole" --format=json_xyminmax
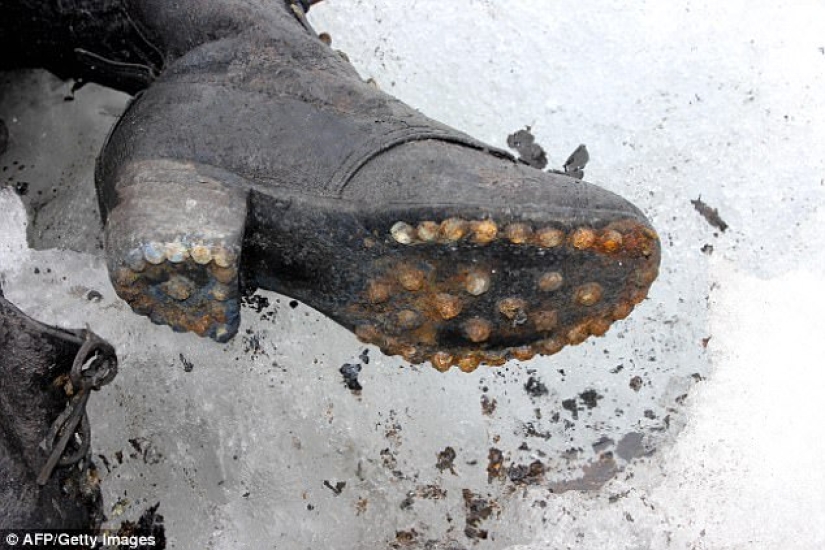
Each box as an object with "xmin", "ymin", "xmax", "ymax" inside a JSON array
[{"xmin": 105, "ymin": 159, "xmax": 659, "ymax": 370}]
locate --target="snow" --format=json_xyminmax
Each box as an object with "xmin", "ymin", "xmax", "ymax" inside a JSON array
[{"xmin": 2, "ymin": 0, "xmax": 824, "ymax": 547}]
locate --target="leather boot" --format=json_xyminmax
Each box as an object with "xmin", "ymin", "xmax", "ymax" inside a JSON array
[
  {"xmin": 1, "ymin": 1, "xmax": 660, "ymax": 370},
  {"xmin": 0, "ymin": 288, "xmax": 116, "ymax": 528}
]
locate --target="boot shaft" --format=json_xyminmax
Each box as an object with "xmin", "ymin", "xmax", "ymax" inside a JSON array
[
  {"xmin": 0, "ymin": 0, "xmax": 313, "ymax": 94},
  {"xmin": 0, "ymin": 294, "xmax": 97, "ymax": 528}
]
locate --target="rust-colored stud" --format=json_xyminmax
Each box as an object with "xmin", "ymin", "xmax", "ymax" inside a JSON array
[
  {"xmin": 600, "ymin": 229, "xmax": 624, "ymax": 253},
  {"xmin": 463, "ymin": 318, "xmax": 492, "ymax": 343},
  {"xmin": 498, "ymin": 297, "xmax": 528, "ymax": 320},
  {"xmin": 431, "ymin": 351, "xmax": 454, "ymax": 372},
  {"xmin": 416, "ymin": 221, "xmax": 440, "ymax": 242},
  {"xmin": 639, "ymin": 232, "xmax": 658, "ymax": 257},
  {"xmin": 532, "ymin": 309, "xmax": 558, "ymax": 332},
  {"xmin": 632, "ymin": 266, "xmax": 659, "ymax": 288},
  {"xmin": 567, "ymin": 323, "xmax": 591, "ymax": 345},
  {"xmin": 589, "ymin": 318, "xmax": 612, "ymax": 337},
  {"xmin": 125, "ymin": 248, "xmax": 147, "ymax": 272},
  {"xmin": 465, "ymin": 270, "xmax": 491, "ymax": 296},
  {"xmin": 211, "ymin": 265, "xmax": 236, "ymax": 284},
  {"xmin": 391, "ymin": 221, "xmax": 416, "ymax": 244},
  {"xmin": 114, "ymin": 267, "xmax": 139, "ymax": 287},
  {"xmin": 511, "ymin": 346, "xmax": 536, "ymax": 362},
  {"xmin": 191, "ymin": 243, "xmax": 213, "ymax": 265},
  {"xmin": 213, "ymin": 246, "xmax": 236, "ymax": 268},
  {"xmin": 571, "ymin": 227, "xmax": 597, "ymax": 250},
  {"xmin": 434, "ymin": 293, "xmax": 463, "ymax": 320},
  {"xmin": 441, "ymin": 218, "xmax": 468, "ymax": 242},
  {"xmin": 440, "ymin": 218, "xmax": 469, "ymax": 241},
  {"xmin": 537, "ymin": 337, "xmax": 566, "ymax": 355},
  {"xmin": 536, "ymin": 227, "xmax": 566, "ymax": 248},
  {"xmin": 612, "ymin": 302, "xmax": 634, "ymax": 320},
  {"xmin": 457, "ymin": 354, "xmax": 481, "ymax": 373},
  {"xmin": 143, "ymin": 242, "xmax": 166, "ymax": 265},
  {"xmin": 164, "ymin": 241, "xmax": 188, "ymax": 263},
  {"xmin": 629, "ymin": 288, "xmax": 649, "ymax": 305},
  {"xmin": 190, "ymin": 315, "xmax": 211, "ymax": 336},
  {"xmin": 400, "ymin": 345, "xmax": 420, "ymax": 363},
  {"xmin": 210, "ymin": 283, "xmax": 232, "ymax": 302},
  {"xmin": 574, "ymin": 282, "xmax": 603, "ymax": 307},
  {"xmin": 471, "ymin": 219, "xmax": 498, "ymax": 244},
  {"xmin": 538, "ymin": 271, "xmax": 564, "ymax": 292},
  {"xmin": 483, "ymin": 352, "xmax": 508, "ymax": 367},
  {"xmin": 396, "ymin": 309, "xmax": 424, "ymax": 330},
  {"xmin": 505, "ymin": 223, "xmax": 533, "ymax": 244},
  {"xmin": 397, "ymin": 266, "xmax": 426, "ymax": 291},
  {"xmin": 355, "ymin": 324, "xmax": 383, "ymax": 345},
  {"xmin": 160, "ymin": 275, "xmax": 195, "ymax": 301},
  {"xmin": 366, "ymin": 281, "xmax": 392, "ymax": 304}
]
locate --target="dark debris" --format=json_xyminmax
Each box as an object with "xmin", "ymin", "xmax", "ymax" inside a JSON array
[
  {"xmin": 691, "ymin": 196, "xmax": 728, "ymax": 232},
  {"xmin": 179, "ymin": 353, "xmax": 194, "ymax": 373},
  {"xmin": 486, "ymin": 447, "xmax": 504, "ymax": 483},
  {"xmin": 116, "ymin": 502, "xmax": 166, "ymax": 550},
  {"xmin": 523, "ymin": 375, "xmax": 548, "ymax": 397},
  {"xmin": 506, "ymin": 127, "xmax": 548, "ymax": 169},
  {"xmin": 323, "ymin": 479, "xmax": 346, "ymax": 496},
  {"xmin": 339, "ymin": 362, "xmax": 363, "ymax": 393},
  {"xmin": 563, "ymin": 144, "xmax": 589, "ymax": 179},
  {"xmin": 436, "ymin": 446, "xmax": 457, "ymax": 474},
  {"xmin": 462, "ymin": 489, "xmax": 496, "ymax": 541}
]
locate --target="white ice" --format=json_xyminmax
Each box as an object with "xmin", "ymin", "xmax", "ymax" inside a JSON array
[{"xmin": 2, "ymin": 0, "xmax": 824, "ymax": 548}]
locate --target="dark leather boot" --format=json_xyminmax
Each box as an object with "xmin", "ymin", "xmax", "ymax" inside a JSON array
[
  {"xmin": 1, "ymin": 1, "xmax": 660, "ymax": 370},
  {"xmin": 0, "ymin": 289, "xmax": 117, "ymax": 528}
]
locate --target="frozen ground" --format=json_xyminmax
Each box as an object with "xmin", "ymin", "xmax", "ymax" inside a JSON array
[{"xmin": 1, "ymin": 1, "xmax": 824, "ymax": 548}]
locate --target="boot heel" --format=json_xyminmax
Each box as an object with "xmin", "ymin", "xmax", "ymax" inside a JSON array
[{"xmin": 105, "ymin": 160, "xmax": 247, "ymax": 342}]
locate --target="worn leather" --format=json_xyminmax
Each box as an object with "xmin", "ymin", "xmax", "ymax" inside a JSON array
[{"xmin": 0, "ymin": 292, "xmax": 101, "ymax": 529}]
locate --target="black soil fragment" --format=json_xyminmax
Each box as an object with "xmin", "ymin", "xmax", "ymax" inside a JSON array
[
  {"xmin": 241, "ymin": 292, "xmax": 276, "ymax": 321},
  {"xmin": 506, "ymin": 127, "xmax": 548, "ymax": 169},
  {"xmin": 14, "ymin": 181, "xmax": 28, "ymax": 195},
  {"xmin": 462, "ymin": 489, "xmax": 496, "ymax": 541},
  {"xmin": 323, "ymin": 480, "xmax": 346, "ymax": 495},
  {"xmin": 179, "ymin": 353, "xmax": 194, "ymax": 372},
  {"xmin": 486, "ymin": 448, "xmax": 504, "ymax": 483},
  {"xmin": 561, "ymin": 398, "xmax": 578, "ymax": 420},
  {"xmin": 436, "ymin": 446, "xmax": 457, "ymax": 474},
  {"xmin": 400, "ymin": 484, "xmax": 447, "ymax": 510},
  {"xmin": 691, "ymin": 196, "xmax": 728, "ymax": 232},
  {"xmin": 592, "ymin": 436, "xmax": 615, "ymax": 453},
  {"xmin": 507, "ymin": 460, "xmax": 545, "ymax": 486},
  {"xmin": 241, "ymin": 293, "xmax": 269, "ymax": 313},
  {"xmin": 524, "ymin": 375, "xmax": 548, "ymax": 397},
  {"xmin": 563, "ymin": 144, "xmax": 589, "ymax": 179},
  {"xmin": 116, "ymin": 503, "xmax": 166, "ymax": 549},
  {"xmin": 480, "ymin": 394, "xmax": 497, "ymax": 416},
  {"xmin": 242, "ymin": 329, "xmax": 264, "ymax": 357},
  {"xmin": 339, "ymin": 363, "xmax": 362, "ymax": 393},
  {"xmin": 523, "ymin": 422, "xmax": 552, "ymax": 440},
  {"xmin": 392, "ymin": 529, "xmax": 418, "ymax": 547},
  {"xmin": 579, "ymin": 389, "xmax": 603, "ymax": 409}
]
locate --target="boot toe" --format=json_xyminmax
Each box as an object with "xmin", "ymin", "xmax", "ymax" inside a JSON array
[{"xmin": 327, "ymin": 141, "xmax": 660, "ymax": 369}]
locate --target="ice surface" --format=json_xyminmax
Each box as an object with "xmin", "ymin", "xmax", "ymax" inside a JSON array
[{"xmin": 1, "ymin": 0, "xmax": 824, "ymax": 548}]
